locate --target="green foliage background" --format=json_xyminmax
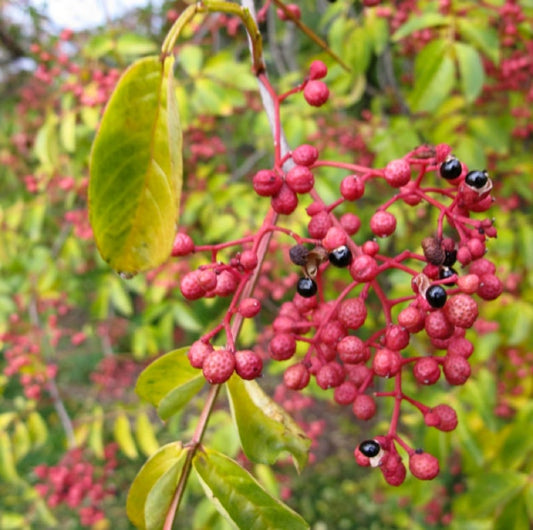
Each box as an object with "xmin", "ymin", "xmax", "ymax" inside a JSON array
[{"xmin": 0, "ymin": 0, "xmax": 532, "ymax": 528}]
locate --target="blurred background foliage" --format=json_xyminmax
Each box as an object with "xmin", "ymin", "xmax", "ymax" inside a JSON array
[{"xmin": 0, "ymin": 0, "xmax": 532, "ymax": 528}]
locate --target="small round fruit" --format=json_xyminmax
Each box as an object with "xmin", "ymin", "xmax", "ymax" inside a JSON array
[
  {"xmin": 202, "ymin": 349, "xmax": 235, "ymax": 384},
  {"xmin": 289, "ymin": 244, "xmax": 309, "ymax": 266},
  {"xmin": 328, "ymin": 245, "xmax": 353, "ymax": 267},
  {"xmin": 297, "ymin": 277, "xmax": 317, "ymax": 298},
  {"xmin": 425, "ymin": 285, "xmax": 447, "ymax": 308},
  {"xmin": 439, "ymin": 157, "xmax": 462, "ymax": 180},
  {"xmin": 465, "ymin": 169, "xmax": 488, "ymax": 189},
  {"xmin": 359, "ymin": 440, "xmax": 380, "ymax": 458},
  {"xmin": 409, "ymin": 451, "xmax": 440, "ymax": 480},
  {"xmin": 303, "ymin": 80, "xmax": 329, "ymax": 107},
  {"xmin": 439, "ymin": 266, "xmax": 457, "ymax": 284}
]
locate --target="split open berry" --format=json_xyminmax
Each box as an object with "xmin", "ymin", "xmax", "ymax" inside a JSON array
[
  {"xmin": 443, "ymin": 249, "xmax": 457, "ymax": 267},
  {"xmin": 439, "ymin": 157, "xmax": 462, "ymax": 180},
  {"xmin": 359, "ymin": 440, "xmax": 381, "ymax": 458},
  {"xmin": 465, "ymin": 169, "xmax": 489, "ymax": 189},
  {"xmin": 425, "ymin": 285, "xmax": 447, "ymax": 308},
  {"xmin": 439, "ymin": 266, "xmax": 457, "ymax": 284},
  {"xmin": 296, "ymin": 277, "xmax": 317, "ymax": 298},
  {"xmin": 328, "ymin": 245, "xmax": 353, "ymax": 267}
]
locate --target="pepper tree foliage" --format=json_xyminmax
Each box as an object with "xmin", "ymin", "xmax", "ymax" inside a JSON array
[{"xmin": 1, "ymin": 0, "xmax": 533, "ymax": 528}]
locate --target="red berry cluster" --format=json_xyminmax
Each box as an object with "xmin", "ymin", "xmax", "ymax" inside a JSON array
[{"xmin": 33, "ymin": 444, "xmax": 118, "ymax": 527}]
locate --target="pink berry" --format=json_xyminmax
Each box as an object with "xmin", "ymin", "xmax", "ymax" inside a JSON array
[
  {"xmin": 292, "ymin": 144, "xmax": 319, "ymax": 167},
  {"xmin": 336, "ymin": 335, "xmax": 369, "ymax": 364},
  {"xmin": 372, "ymin": 348, "xmax": 402, "ymax": 378},
  {"xmin": 308, "ymin": 210, "xmax": 332, "ymax": 239},
  {"xmin": 234, "ymin": 350, "xmax": 263, "ymax": 380},
  {"xmin": 340, "ymin": 175, "xmax": 365, "ymax": 200},
  {"xmin": 445, "ymin": 294, "xmax": 478, "ymax": 328},
  {"xmin": 466, "ymin": 238, "xmax": 485, "ymax": 259},
  {"xmin": 172, "ymin": 233, "xmax": 194, "ymax": 256},
  {"xmin": 425, "ymin": 309, "xmax": 455, "ymax": 340},
  {"xmin": 319, "ymin": 320, "xmax": 347, "ymax": 345},
  {"xmin": 188, "ymin": 341, "xmax": 214, "ymax": 368},
  {"xmin": 477, "ymin": 274, "xmax": 504, "ymax": 300},
  {"xmin": 197, "ymin": 269, "xmax": 217, "ymax": 291},
  {"xmin": 338, "ymin": 298, "xmax": 367, "ymax": 330},
  {"xmin": 384, "ymin": 325, "xmax": 410, "ymax": 350},
  {"xmin": 277, "ymin": 3, "xmax": 301, "ymax": 20},
  {"xmin": 303, "ymin": 80, "xmax": 329, "ymax": 107},
  {"xmin": 202, "ymin": 349, "xmax": 235, "ymax": 384},
  {"xmin": 239, "ymin": 298, "xmax": 261, "ymax": 318},
  {"xmin": 214, "ymin": 270, "xmax": 238, "ymax": 297},
  {"xmin": 469, "ymin": 258, "xmax": 496, "ymax": 277},
  {"xmin": 443, "ymin": 355, "xmax": 471, "ymax": 385},
  {"xmin": 316, "ymin": 362, "xmax": 345, "ymax": 389},
  {"xmin": 283, "ymin": 363, "xmax": 310, "ymax": 390},
  {"xmin": 447, "ymin": 337, "xmax": 474, "ymax": 358},
  {"xmin": 339, "ymin": 213, "xmax": 361, "ymax": 235},
  {"xmin": 413, "ymin": 357, "xmax": 441, "ymax": 385},
  {"xmin": 309, "ymin": 60, "xmax": 328, "ymax": 80},
  {"xmin": 362, "ymin": 240, "xmax": 379, "ymax": 256},
  {"xmin": 180, "ymin": 271, "xmax": 204, "ymax": 300},
  {"xmin": 334, "ymin": 381, "xmax": 358, "ymax": 405},
  {"xmin": 285, "ymin": 165, "xmax": 315, "ymax": 194},
  {"xmin": 270, "ymin": 333, "xmax": 296, "ymax": 360},
  {"xmin": 350, "ymin": 254, "xmax": 379, "ymax": 282},
  {"xmin": 253, "ymin": 169, "xmax": 283, "ymax": 196},
  {"xmin": 384, "ymin": 159, "xmax": 411, "ymax": 188},
  {"xmin": 370, "ymin": 210, "xmax": 397, "ymax": 238},
  {"xmin": 457, "ymin": 273, "xmax": 480, "ymax": 293},
  {"xmin": 345, "ymin": 363, "xmax": 372, "ymax": 386},
  {"xmin": 354, "ymin": 446, "xmax": 371, "ymax": 467},
  {"xmin": 430, "ymin": 404, "xmax": 458, "ymax": 431},
  {"xmin": 271, "ymin": 183, "xmax": 298, "ymax": 214},
  {"xmin": 353, "ymin": 394, "xmax": 377, "ymax": 420},
  {"xmin": 409, "ymin": 451, "xmax": 440, "ymax": 480},
  {"xmin": 322, "ymin": 226, "xmax": 347, "ymax": 251},
  {"xmin": 398, "ymin": 304, "xmax": 426, "ymax": 333},
  {"xmin": 240, "ymin": 250, "xmax": 258, "ymax": 271}
]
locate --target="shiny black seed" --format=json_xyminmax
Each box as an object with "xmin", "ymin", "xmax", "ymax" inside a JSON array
[
  {"xmin": 297, "ymin": 277, "xmax": 317, "ymax": 298},
  {"xmin": 439, "ymin": 267, "xmax": 457, "ymax": 285},
  {"xmin": 465, "ymin": 170, "xmax": 488, "ymax": 189},
  {"xmin": 359, "ymin": 440, "xmax": 381, "ymax": 458},
  {"xmin": 426, "ymin": 285, "xmax": 447, "ymax": 308},
  {"xmin": 439, "ymin": 157, "xmax": 462, "ymax": 180},
  {"xmin": 328, "ymin": 245, "xmax": 353, "ymax": 268},
  {"xmin": 443, "ymin": 249, "xmax": 457, "ymax": 267},
  {"xmin": 289, "ymin": 245, "xmax": 309, "ymax": 266}
]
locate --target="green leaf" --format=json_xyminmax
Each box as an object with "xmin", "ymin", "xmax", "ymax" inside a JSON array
[
  {"xmin": 494, "ymin": 492, "xmax": 530, "ymax": 530},
  {"xmin": 89, "ymin": 55, "xmax": 182, "ymax": 277},
  {"xmin": 392, "ymin": 12, "xmax": 450, "ymax": 42},
  {"xmin": 464, "ymin": 471, "xmax": 528, "ymax": 517},
  {"xmin": 136, "ymin": 347, "xmax": 205, "ymax": 420},
  {"xmin": 27, "ymin": 411, "xmax": 48, "ymax": 447},
  {"xmin": 126, "ymin": 442, "xmax": 186, "ymax": 529},
  {"xmin": 226, "ymin": 376, "xmax": 310, "ymax": 472},
  {"xmin": 454, "ymin": 42, "xmax": 484, "ymax": 103},
  {"xmin": 193, "ymin": 447, "xmax": 309, "ymax": 530},
  {"xmin": 135, "ymin": 411, "xmax": 160, "ymax": 457},
  {"xmin": 0, "ymin": 431, "xmax": 18, "ymax": 482},
  {"xmin": 409, "ymin": 39, "xmax": 455, "ymax": 113},
  {"xmin": 114, "ymin": 412, "xmax": 139, "ymax": 459},
  {"xmin": 12, "ymin": 421, "xmax": 31, "ymax": 462},
  {"xmin": 457, "ymin": 19, "xmax": 500, "ymax": 64},
  {"xmin": 84, "ymin": 34, "xmax": 114, "ymax": 59},
  {"xmin": 117, "ymin": 33, "xmax": 157, "ymax": 57}
]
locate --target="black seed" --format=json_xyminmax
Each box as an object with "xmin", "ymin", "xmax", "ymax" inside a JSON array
[
  {"xmin": 290, "ymin": 245, "xmax": 309, "ymax": 266},
  {"xmin": 439, "ymin": 157, "xmax": 462, "ymax": 180},
  {"xmin": 328, "ymin": 245, "xmax": 353, "ymax": 268},
  {"xmin": 359, "ymin": 440, "xmax": 381, "ymax": 458},
  {"xmin": 465, "ymin": 170, "xmax": 488, "ymax": 189},
  {"xmin": 439, "ymin": 267, "xmax": 457, "ymax": 285},
  {"xmin": 426, "ymin": 285, "xmax": 447, "ymax": 308},
  {"xmin": 297, "ymin": 277, "xmax": 317, "ymax": 298},
  {"xmin": 443, "ymin": 249, "xmax": 457, "ymax": 267}
]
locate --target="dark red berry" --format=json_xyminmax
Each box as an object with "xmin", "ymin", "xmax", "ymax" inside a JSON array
[{"xmin": 303, "ymin": 80, "xmax": 329, "ymax": 107}]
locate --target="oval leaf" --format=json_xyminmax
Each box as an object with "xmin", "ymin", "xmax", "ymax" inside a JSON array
[
  {"xmin": 127, "ymin": 442, "xmax": 186, "ymax": 529},
  {"xmin": 454, "ymin": 42, "xmax": 485, "ymax": 103},
  {"xmin": 89, "ymin": 55, "xmax": 182, "ymax": 277},
  {"xmin": 226, "ymin": 376, "xmax": 310, "ymax": 472},
  {"xmin": 193, "ymin": 447, "xmax": 309, "ymax": 530},
  {"xmin": 135, "ymin": 411, "xmax": 160, "ymax": 457},
  {"xmin": 136, "ymin": 347, "xmax": 205, "ymax": 420},
  {"xmin": 114, "ymin": 412, "xmax": 139, "ymax": 460},
  {"xmin": 409, "ymin": 39, "xmax": 456, "ymax": 113},
  {"xmin": 392, "ymin": 12, "xmax": 449, "ymax": 42}
]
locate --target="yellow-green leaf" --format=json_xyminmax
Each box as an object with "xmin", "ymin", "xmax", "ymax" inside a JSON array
[
  {"xmin": 89, "ymin": 406, "xmax": 105, "ymax": 459},
  {"xmin": 89, "ymin": 55, "xmax": 182, "ymax": 277},
  {"xmin": 0, "ymin": 431, "xmax": 19, "ymax": 482},
  {"xmin": 114, "ymin": 412, "xmax": 139, "ymax": 460},
  {"xmin": 135, "ymin": 411, "xmax": 160, "ymax": 457}
]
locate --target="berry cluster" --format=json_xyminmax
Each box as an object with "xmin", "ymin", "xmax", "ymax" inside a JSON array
[
  {"xmin": 33, "ymin": 444, "xmax": 118, "ymax": 527},
  {"xmin": 173, "ymin": 58, "xmax": 502, "ymax": 485}
]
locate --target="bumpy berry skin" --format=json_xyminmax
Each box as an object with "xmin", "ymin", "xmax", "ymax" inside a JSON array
[
  {"xmin": 445, "ymin": 294, "xmax": 478, "ymax": 328},
  {"xmin": 425, "ymin": 285, "xmax": 447, "ymax": 308},
  {"xmin": 359, "ymin": 440, "xmax": 380, "ymax": 457},
  {"xmin": 384, "ymin": 159, "xmax": 411, "ymax": 187},
  {"xmin": 413, "ymin": 357, "xmax": 441, "ymax": 385},
  {"xmin": 214, "ymin": 270, "xmax": 238, "ymax": 297},
  {"xmin": 447, "ymin": 337, "xmax": 474, "ymax": 358},
  {"xmin": 172, "ymin": 233, "xmax": 194, "ymax": 256},
  {"xmin": 188, "ymin": 341, "xmax": 213, "ymax": 369},
  {"xmin": 340, "ymin": 175, "xmax": 365, "ymax": 200},
  {"xmin": 424, "ymin": 310, "xmax": 455, "ymax": 339},
  {"xmin": 398, "ymin": 304, "xmax": 426, "ymax": 333},
  {"xmin": 430, "ymin": 404, "xmax": 458, "ymax": 431},
  {"xmin": 270, "ymin": 333, "xmax": 296, "ymax": 360},
  {"xmin": 303, "ymin": 80, "xmax": 329, "ymax": 107},
  {"xmin": 285, "ymin": 165, "xmax": 315, "ymax": 194},
  {"xmin": 334, "ymin": 381, "xmax": 358, "ymax": 405},
  {"xmin": 477, "ymin": 274, "xmax": 504, "ymax": 300},
  {"xmin": 308, "ymin": 211, "xmax": 332, "ymax": 239},
  {"xmin": 292, "ymin": 144, "xmax": 319, "ymax": 167},
  {"xmin": 239, "ymin": 298, "xmax": 261, "ymax": 318},
  {"xmin": 370, "ymin": 211, "xmax": 397, "ymax": 238},
  {"xmin": 234, "ymin": 350, "xmax": 263, "ymax": 380},
  {"xmin": 322, "ymin": 226, "xmax": 347, "ymax": 251},
  {"xmin": 339, "ymin": 213, "xmax": 361, "ymax": 235},
  {"xmin": 409, "ymin": 452, "xmax": 440, "ymax": 480},
  {"xmin": 309, "ymin": 60, "xmax": 328, "ymax": 80},
  {"xmin": 197, "ymin": 269, "xmax": 217, "ymax": 291},
  {"xmin": 283, "ymin": 363, "xmax": 310, "ymax": 390},
  {"xmin": 271, "ymin": 183, "xmax": 298, "ymax": 215},
  {"xmin": 316, "ymin": 362, "xmax": 345, "ymax": 389},
  {"xmin": 202, "ymin": 349, "xmax": 235, "ymax": 384},
  {"xmin": 353, "ymin": 394, "xmax": 377, "ymax": 420},
  {"xmin": 465, "ymin": 169, "xmax": 489, "ymax": 189},
  {"xmin": 252, "ymin": 169, "xmax": 283, "ymax": 196},
  {"xmin": 328, "ymin": 246, "xmax": 353, "ymax": 268},
  {"xmin": 297, "ymin": 277, "xmax": 317, "ymax": 298},
  {"xmin": 239, "ymin": 250, "xmax": 258, "ymax": 271},
  {"xmin": 443, "ymin": 355, "xmax": 471, "ymax": 385},
  {"xmin": 289, "ymin": 244, "xmax": 309, "ymax": 266},
  {"xmin": 372, "ymin": 348, "xmax": 402, "ymax": 378},
  {"xmin": 338, "ymin": 298, "xmax": 367, "ymax": 330},
  {"xmin": 384, "ymin": 325, "xmax": 410, "ymax": 350},
  {"xmin": 336, "ymin": 336, "xmax": 369, "ymax": 364},
  {"xmin": 350, "ymin": 255, "xmax": 379, "ymax": 282},
  {"xmin": 439, "ymin": 157, "xmax": 462, "ymax": 180},
  {"xmin": 180, "ymin": 271, "xmax": 204, "ymax": 300}
]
